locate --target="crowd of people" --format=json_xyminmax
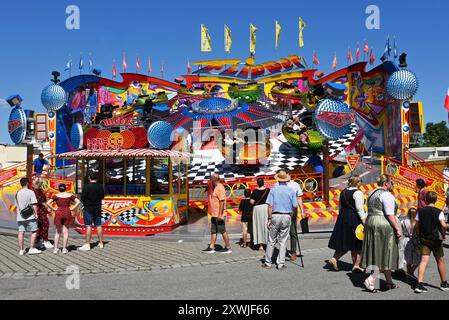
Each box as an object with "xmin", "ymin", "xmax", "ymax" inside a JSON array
[
  {"xmin": 327, "ymin": 175, "xmax": 449, "ymax": 293},
  {"xmin": 14, "ymin": 153, "xmax": 449, "ymax": 295},
  {"xmin": 15, "ymin": 171, "xmax": 105, "ymax": 256},
  {"xmin": 203, "ymin": 170, "xmax": 304, "ymax": 267}
]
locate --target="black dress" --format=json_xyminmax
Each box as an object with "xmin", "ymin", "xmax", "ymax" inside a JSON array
[{"xmin": 328, "ymin": 188, "xmax": 363, "ymax": 252}]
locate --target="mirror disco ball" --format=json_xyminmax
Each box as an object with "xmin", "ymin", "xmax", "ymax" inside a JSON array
[
  {"xmin": 314, "ymin": 98, "xmax": 353, "ymax": 140},
  {"xmin": 147, "ymin": 121, "xmax": 173, "ymax": 149},
  {"xmin": 41, "ymin": 84, "xmax": 67, "ymax": 111},
  {"xmin": 386, "ymin": 69, "xmax": 419, "ymax": 100}
]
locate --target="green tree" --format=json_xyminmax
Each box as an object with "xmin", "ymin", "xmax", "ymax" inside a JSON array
[{"xmin": 422, "ymin": 121, "xmax": 449, "ymax": 147}]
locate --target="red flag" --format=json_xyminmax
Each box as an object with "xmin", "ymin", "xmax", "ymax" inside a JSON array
[
  {"xmin": 136, "ymin": 55, "xmax": 141, "ymax": 73},
  {"xmin": 148, "ymin": 57, "xmax": 152, "ymax": 75},
  {"xmin": 332, "ymin": 52, "xmax": 338, "ymax": 69},
  {"xmin": 369, "ymin": 48, "xmax": 376, "ymax": 65},
  {"xmin": 356, "ymin": 43, "xmax": 361, "ymax": 61},
  {"xmin": 347, "ymin": 47, "xmax": 354, "ymax": 63},
  {"xmin": 112, "ymin": 60, "xmax": 117, "ymax": 79},
  {"xmin": 445, "ymin": 87, "xmax": 449, "ymax": 113},
  {"xmin": 123, "ymin": 53, "xmax": 127, "ymax": 72},
  {"xmin": 363, "ymin": 40, "xmax": 369, "ymax": 53},
  {"xmin": 313, "ymin": 51, "xmax": 320, "ymax": 66},
  {"xmin": 187, "ymin": 59, "xmax": 192, "ymax": 74}
]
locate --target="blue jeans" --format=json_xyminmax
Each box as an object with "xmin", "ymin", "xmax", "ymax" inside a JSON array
[{"xmin": 83, "ymin": 209, "xmax": 102, "ymax": 227}]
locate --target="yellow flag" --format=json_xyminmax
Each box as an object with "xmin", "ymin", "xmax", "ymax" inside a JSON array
[
  {"xmin": 299, "ymin": 17, "xmax": 306, "ymax": 48},
  {"xmin": 275, "ymin": 21, "xmax": 282, "ymax": 49},
  {"xmin": 201, "ymin": 24, "xmax": 212, "ymax": 52},
  {"xmin": 224, "ymin": 24, "xmax": 232, "ymax": 53},
  {"xmin": 250, "ymin": 24, "xmax": 258, "ymax": 53}
]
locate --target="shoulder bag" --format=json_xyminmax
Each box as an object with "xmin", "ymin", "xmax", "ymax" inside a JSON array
[{"xmin": 15, "ymin": 193, "xmax": 35, "ymax": 220}]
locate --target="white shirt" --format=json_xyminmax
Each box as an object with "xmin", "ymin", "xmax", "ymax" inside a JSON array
[
  {"xmin": 379, "ymin": 192, "xmax": 396, "ymax": 216},
  {"xmin": 416, "ymin": 211, "xmax": 445, "ymax": 222},
  {"xmin": 347, "ymin": 187, "xmax": 367, "ymax": 220}
]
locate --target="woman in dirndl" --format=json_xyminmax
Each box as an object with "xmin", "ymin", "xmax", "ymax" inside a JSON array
[{"xmin": 327, "ymin": 175, "xmax": 366, "ymax": 273}]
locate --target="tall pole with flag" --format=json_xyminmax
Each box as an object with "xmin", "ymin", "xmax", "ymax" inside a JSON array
[
  {"xmin": 299, "ymin": 17, "xmax": 306, "ymax": 48},
  {"xmin": 65, "ymin": 55, "xmax": 73, "ymax": 78},
  {"xmin": 381, "ymin": 36, "xmax": 391, "ymax": 61},
  {"xmin": 79, "ymin": 53, "xmax": 84, "ymax": 74},
  {"xmin": 136, "ymin": 55, "xmax": 141, "ymax": 73},
  {"xmin": 161, "ymin": 61, "xmax": 165, "ymax": 79},
  {"xmin": 112, "ymin": 60, "xmax": 117, "ymax": 79},
  {"xmin": 347, "ymin": 47, "xmax": 354, "ymax": 65},
  {"xmin": 369, "ymin": 47, "xmax": 376, "ymax": 65},
  {"xmin": 187, "ymin": 58, "xmax": 192, "ymax": 74},
  {"xmin": 394, "ymin": 37, "xmax": 398, "ymax": 61},
  {"xmin": 275, "ymin": 21, "xmax": 282, "ymax": 50},
  {"xmin": 313, "ymin": 51, "xmax": 320, "ymax": 66},
  {"xmin": 356, "ymin": 42, "xmax": 361, "ymax": 62},
  {"xmin": 123, "ymin": 53, "xmax": 127, "ymax": 73},
  {"xmin": 250, "ymin": 24, "xmax": 257, "ymax": 54},
  {"xmin": 224, "ymin": 24, "xmax": 232, "ymax": 53},
  {"xmin": 88, "ymin": 53, "xmax": 93, "ymax": 73},
  {"xmin": 201, "ymin": 24, "xmax": 212, "ymax": 52},
  {"xmin": 332, "ymin": 52, "xmax": 338, "ymax": 69},
  {"xmin": 363, "ymin": 40, "xmax": 369, "ymax": 61},
  {"xmin": 445, "ymin": 87, "xmax": 449, "ymax": 123}
]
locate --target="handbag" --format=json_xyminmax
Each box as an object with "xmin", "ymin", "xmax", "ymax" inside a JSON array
[{"xmin": 15, "ymin": 193, "xmax": 35, "ymax": 220}]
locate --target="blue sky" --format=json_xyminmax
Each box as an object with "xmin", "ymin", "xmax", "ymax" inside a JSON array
[{"xmin": 0, "ymin": 0, "xmax": 448, "ymax": 144}]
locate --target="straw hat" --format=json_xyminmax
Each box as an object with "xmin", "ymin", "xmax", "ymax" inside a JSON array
[{"xmin": 275, "ymin": 170, "xmax": 291, "ymax": 183}]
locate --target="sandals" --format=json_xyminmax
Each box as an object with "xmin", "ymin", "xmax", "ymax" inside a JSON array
[
  {"xmin": 363, "ymin": 279, "xmax": 378, "ymax": 293},
  {"xmin": 386, "ymin": 283, "xmax": 400, "ymax": 290},
  {"xmin": 327, "ymin": 258, "xmax": 339, "ymax": 272},
  {"xmin": 352, "ymin": 266, "xmax": 365, "ymax": 273}
]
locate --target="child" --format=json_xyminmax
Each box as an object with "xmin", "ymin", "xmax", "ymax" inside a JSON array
[
  {"xmin": 414, "ymin": 191, "xmax": 449, "ymax": 293},
  {"xmin": 239, "ymin": 189, "xmax": 253, "ymax": 248},
  {"xmin": 398, "ymin": 208, "xmax": 421, "ymax": 280}
]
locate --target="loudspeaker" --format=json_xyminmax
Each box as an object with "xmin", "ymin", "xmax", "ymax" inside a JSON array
[{"xmin": 6, "ymin": 94, "xmax": 23, "ymax": 107}]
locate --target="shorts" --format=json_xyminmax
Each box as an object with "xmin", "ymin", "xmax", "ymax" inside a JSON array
[
  {"xmin": 211, "ymin": 217, "xmax": 226, "ymax": 234},
  {"xmin": 83, "ymin": 209, "xmax": 103, "ymax": 227},
  {"xmin": 18, "ymin": 219, "xmax": 38, "ymax": 233},
  {"xmin": 420, "ymin": 238, "xmax": 444, "ymax": 258},
  {"xmin": 54, "ymin": 212, "xmax": 72, "ymax": 227}
]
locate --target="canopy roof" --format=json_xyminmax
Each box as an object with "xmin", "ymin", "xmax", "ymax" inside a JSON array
[{"xmin": 52, "ymin": 149, "xmax": 191, "ymax": 159}]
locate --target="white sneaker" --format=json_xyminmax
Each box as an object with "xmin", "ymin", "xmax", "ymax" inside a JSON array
[
  {"xmin": 44, "ymin": 241, "xmax": 54, "ymax": 249},
  {"xmin": 19, "ymin": 250, "xmax": 25, "ymax": 256},
  {"xmin": 53, "ymin": 248, "xmax": 60, "ymax": 254},
  {"xmin": 78, "ymin": 244, "xmax": 91, "ymax": 251},
  {"xmin": 62, "ymin": 248, "xmax": 68, "ymax": 254},
  {"xmin": 99, "ymin": 243, "xmax": 104, "ymax": 249},
  {"xmin": 28, "ymin": 248, "xmax": 42, "ymax": 255}
]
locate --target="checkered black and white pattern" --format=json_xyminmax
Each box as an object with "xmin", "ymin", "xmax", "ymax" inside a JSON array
[
  {"xmin": 187, "ymin": 124, "xmax": 359, "ymax": 183},
  {"xmin": 117, "ymin": 208, "xmax": 146, "ymax": 224}
]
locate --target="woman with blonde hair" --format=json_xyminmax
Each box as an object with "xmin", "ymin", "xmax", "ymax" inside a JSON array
[
  {"xmin": 361, "ymin": 174, "xmax": 402, "ymax": 292},
  {"xmin": 327, "ymin": 175, "xmax": 366, "ymax": 273}
]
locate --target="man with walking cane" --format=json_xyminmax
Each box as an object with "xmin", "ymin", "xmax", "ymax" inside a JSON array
[{"xmin": 263, "ymin": 170, "xmax": 299, "ymax": 270}]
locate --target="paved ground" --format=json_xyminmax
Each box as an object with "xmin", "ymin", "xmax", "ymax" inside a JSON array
[{"xmin": 1, "ymin": 233, "xmax": 449, "ymax": 300}]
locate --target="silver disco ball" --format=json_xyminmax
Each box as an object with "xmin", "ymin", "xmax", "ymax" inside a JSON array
[
  {"xmin": 41, "ymin": 84, "xmax": 67, "ymax": 111},
  {"xmin": 386, "ymin": 69, "xmax": 419, "ymax": 100},
  {"xmin": 314, "ymin": 98, "xmax": 353, "ymax": 140}
]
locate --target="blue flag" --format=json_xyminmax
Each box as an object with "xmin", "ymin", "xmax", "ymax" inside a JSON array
[
  {"xmin": 382, "ymin": 37, "xmax": 391, "ymax": 61},
  {"xmin": 79, "ymin": 55, "xmax": 84, "ymax": 71},
  {"xmin": 65, "ymin": 59, "xmax": 72, "ymax": 71},
  {"xmin": 394, "ymin": 37, "xmax": 398, "ymax": 59}
]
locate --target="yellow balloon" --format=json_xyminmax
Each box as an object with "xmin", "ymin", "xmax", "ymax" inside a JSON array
[{"xmin": 355, "ymin": 224, "xmax": 365, "ymax": 241}]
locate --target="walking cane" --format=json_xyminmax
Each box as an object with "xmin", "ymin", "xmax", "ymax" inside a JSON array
[{"xmin": 293, "ymin": 216, "xmax": 305, "ymax": 268}]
